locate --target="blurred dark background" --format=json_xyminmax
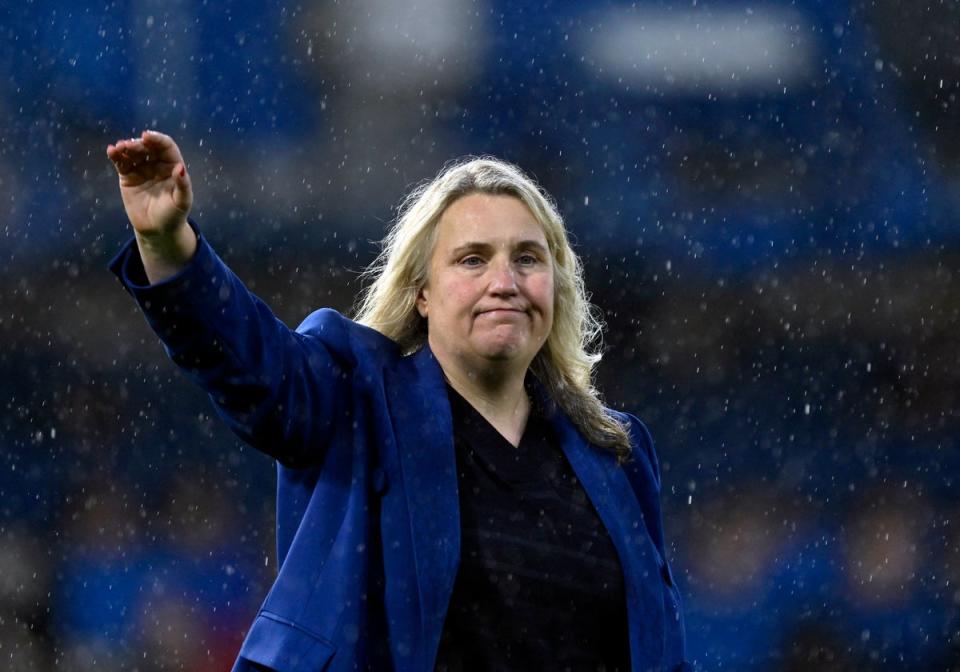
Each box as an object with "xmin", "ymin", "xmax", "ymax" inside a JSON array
[{"xmin": 2, "ymin": 0, "xmax": 959, "ymax": 669}]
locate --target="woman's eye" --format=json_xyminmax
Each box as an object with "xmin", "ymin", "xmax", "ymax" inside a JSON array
[
  {"xmin": 461, "ymin": 256, "xmax": 484, "ymax": 266},
  {"xmin": 517, "ymin": 254, "xmax": 538, "ymax": 266}
]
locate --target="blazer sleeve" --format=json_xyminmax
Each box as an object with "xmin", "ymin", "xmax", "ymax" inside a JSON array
[{"xmin": 108, "ymin": 221, "xmax": 355, "ymax": 467}]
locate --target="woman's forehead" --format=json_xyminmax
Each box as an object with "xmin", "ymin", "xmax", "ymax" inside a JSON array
[{"xmin": 435, "ymin": 193, "xmax": 548, "ymax": 248}]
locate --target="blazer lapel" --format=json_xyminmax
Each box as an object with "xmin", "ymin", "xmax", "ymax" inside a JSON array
[
  {"xmin": 385, "ymin": 346, "xmax": 460, "ymax": 668},
  {"xmin": 544, "ymin": 404, "xmax": 666, "ymax": 669}
]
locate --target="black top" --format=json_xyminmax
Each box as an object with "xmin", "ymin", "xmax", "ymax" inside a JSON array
[{"xmin": 434, "ymin": 384, "xmax": 631, "ymax": 672}]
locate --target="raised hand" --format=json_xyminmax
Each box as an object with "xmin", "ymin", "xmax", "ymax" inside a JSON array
[{"xmin": 106, "ymin": 130, "xmax": 198, "ymax": 283}]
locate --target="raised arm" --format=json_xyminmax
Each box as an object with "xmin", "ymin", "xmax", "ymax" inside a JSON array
[
  {"xmin": 106, "ymin": 130, "xmax": 197, "ymax": 283},
  {"xmin": 106, "ymin": 131, "xmax": 360, "ymax": 467}
]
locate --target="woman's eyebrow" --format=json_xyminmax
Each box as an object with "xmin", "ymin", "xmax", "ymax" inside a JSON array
[
  {"xmin": 450, "ymin": 241, "xmax": 494, "ymax": 257},
  {"xmin": 451, "ymin": 240, "xmax": 548, "ymax": 256},
  {"xmin": 515, "ymin": 240, "xmax": 549, "ymax": 254}
]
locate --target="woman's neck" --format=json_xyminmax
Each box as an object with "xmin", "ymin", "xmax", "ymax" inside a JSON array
[{"xmin": 439, "ymin": 358, "xmax": 531, "ymax": 448}]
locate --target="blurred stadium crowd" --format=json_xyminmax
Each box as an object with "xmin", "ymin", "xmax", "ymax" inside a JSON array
[{"xmin": 1, "ymin": 0, "xmax": 960, "ymax": 669}]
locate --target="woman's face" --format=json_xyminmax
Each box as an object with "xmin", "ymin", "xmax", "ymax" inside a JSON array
[{"xmin": 417, "ymin": 192, "xmax": 555, "ymax": 377}]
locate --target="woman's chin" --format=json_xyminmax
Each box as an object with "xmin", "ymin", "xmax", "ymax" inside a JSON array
[{"xmin": 474, "ymin": 340, "xmax": 532, "ymax": 365}]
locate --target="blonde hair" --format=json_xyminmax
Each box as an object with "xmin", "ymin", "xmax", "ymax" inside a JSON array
[{"xmin": 354, "ymin": 157, "xmax": 632, "ymax": 461}]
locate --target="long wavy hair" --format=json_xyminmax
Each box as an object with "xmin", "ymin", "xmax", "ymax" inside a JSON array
[{"xmin": 353, "ymin": 157, "xmax": 632, "ymax": 462}]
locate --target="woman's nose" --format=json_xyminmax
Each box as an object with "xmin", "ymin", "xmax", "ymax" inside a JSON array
[{"xmin": 488, "ymin": 258, "xmax": 518, "ymax": 294}]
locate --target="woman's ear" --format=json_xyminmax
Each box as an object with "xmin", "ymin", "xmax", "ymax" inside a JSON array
[{"xmin": 416, "ymin": 287, "xmax": 428, "ymax": 318}]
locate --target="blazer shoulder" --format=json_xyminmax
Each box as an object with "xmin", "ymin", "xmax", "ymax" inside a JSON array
[
  {"xmin": 609, "ymin": 409, "xmax": 662, "ymax": 491},
  {"xmin": 295, "ymin": 308, "xmax": 400, "ymax": 367}
]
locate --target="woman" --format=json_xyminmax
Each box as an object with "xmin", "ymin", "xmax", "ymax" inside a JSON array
[{"xmin": 106, "ymin": 131, "xmax": 689, "ymax": 672}]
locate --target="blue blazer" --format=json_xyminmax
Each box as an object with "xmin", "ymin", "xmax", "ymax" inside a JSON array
[{"xmin": 110, "ymin": 226, "xmax": 689, "ymax": 672}]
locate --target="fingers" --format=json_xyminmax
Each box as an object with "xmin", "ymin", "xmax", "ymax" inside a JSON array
[
  {"xmin": 106, "ymin": 138, "xmax": 147, "ymax": 174},
  {"xmin": 106, "ymin": 141, "xmax": 141, "ymax": 175},
  {"xmin": 172, "ymin": 161, "xmax": 194, "ymax": 211},
  {"xmin": 141, "ymin": 129, "xmax": 173, "ymax": 146},
  {"xmin": 106, "ymin": 130, "xmax": 185, "ymax": 177},
  {"xmin": 141, "ymin": 129, "xmax": 184, "ymax": 164}
]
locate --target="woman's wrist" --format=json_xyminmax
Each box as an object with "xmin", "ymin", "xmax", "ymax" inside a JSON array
[{"xmin": 135, "ymin": 219, "xmax": 199, "ymax": 284}]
